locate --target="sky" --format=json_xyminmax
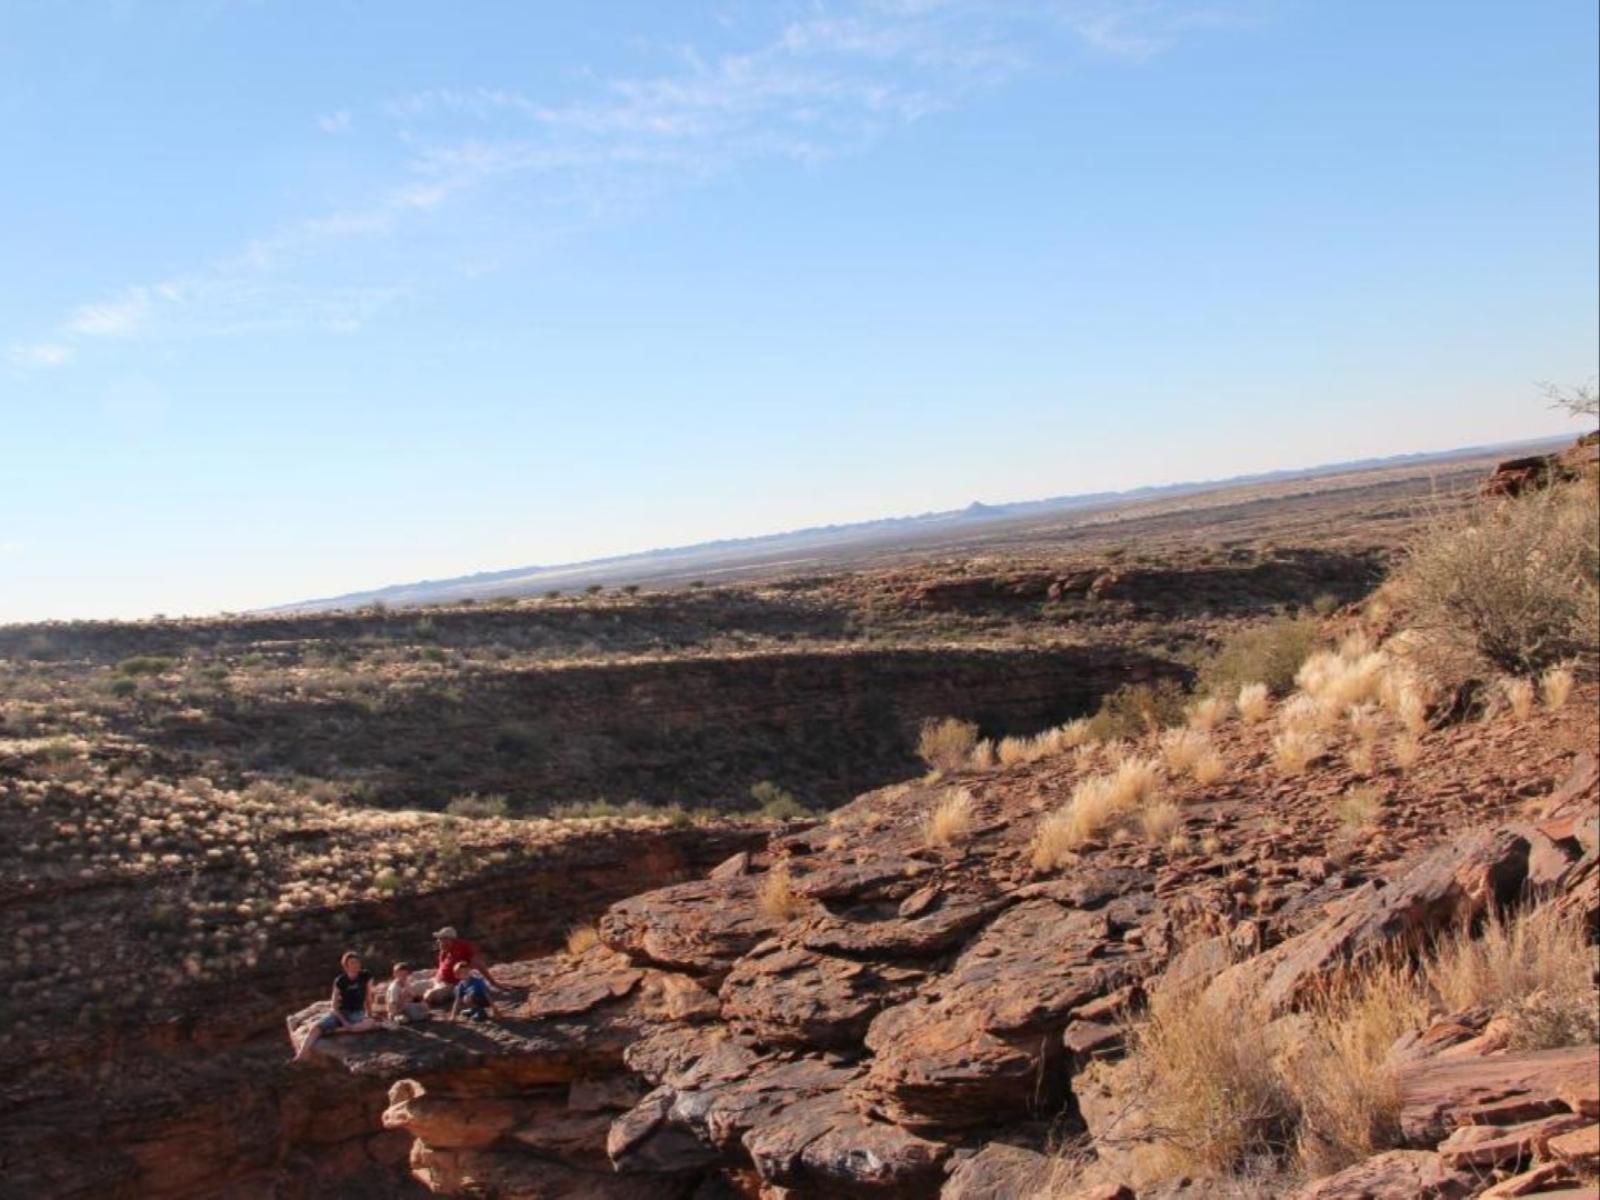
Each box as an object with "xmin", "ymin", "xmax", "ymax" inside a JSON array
[{"xmin": 2, "ymin": 1, "xmax": 1596, "ymax": 622}]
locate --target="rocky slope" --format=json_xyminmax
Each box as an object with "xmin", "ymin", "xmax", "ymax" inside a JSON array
[{"xmin": 296, "ymin": 690, "xmax": 1598, "ymax": 1198}]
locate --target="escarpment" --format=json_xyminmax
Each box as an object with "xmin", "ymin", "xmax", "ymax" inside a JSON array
[{"xmin": 308, "ymin": 720, "xmax": 1598, "ymax": 1197}]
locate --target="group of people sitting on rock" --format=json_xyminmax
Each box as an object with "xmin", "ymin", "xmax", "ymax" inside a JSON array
[{"xmin": 289, "ymin": 925, "xmax": 504, "ymax": 1062}]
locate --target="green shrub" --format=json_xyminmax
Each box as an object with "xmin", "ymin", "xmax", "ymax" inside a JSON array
[
  {"xmin": 750, "ymin": 780, "xmax": 810, "ymax": 820},
  {"xmin": 1397, "ymin": 483, "xmax": 1598, "ymax": 675},
  {"xmin": 1198, "ymin": 615, "xmax": 1321, "ymax": 697},
  {"xmin": 107, "ymin": 676, "xmax": 139, "ymax": 698},
  {"xmin": 1087, "ymin": 679, "xmax": 1188, "ymax": 740},
  {"xmin": 116, "ymin": 655, "xmax": 174, "ymax": 677},
  {"xmin": 445, "ymin": 793, "xmax": 509, "ymax": 819}
]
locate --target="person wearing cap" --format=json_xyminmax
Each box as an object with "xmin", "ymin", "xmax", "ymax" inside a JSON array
[{"xmin": 417, "ymin": 925, "xmax": 504, "ymax": 1006}]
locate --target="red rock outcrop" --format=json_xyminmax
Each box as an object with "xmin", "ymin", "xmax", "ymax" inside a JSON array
[{"xmin": 317, "ymin": 734, "xmax": 1598, "ymax": 1198}]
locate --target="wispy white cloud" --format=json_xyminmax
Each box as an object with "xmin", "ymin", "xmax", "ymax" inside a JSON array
[
  {"xmin": 7, "ymin": 341, "xmax": 73, "ymax": 368},
  {"xmin": 22, "ymin": 0, "xmax": 1251, "ymax": 362}
]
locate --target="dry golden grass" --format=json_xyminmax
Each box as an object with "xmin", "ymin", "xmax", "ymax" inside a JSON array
[
  {"xmin": 1237, "ymin": 682, "xmax": 1271, "ymax": 724},
  {"xmin": 1344, "ymin": 741, "xmax": 1375, "ymax": 777},
  {"xmin": 1192, "ymin": 748, "xmax": 1228, "ymax": 787},
  {"xmin": 1109, "ymin": 755, "xmax": 1162, "ymax": 808},
  {"xmin": 1126, "ymin": 979, "xmax": 1298, "ymax": 1179},
  {"xmin": 1271, "ymin": 729, "xmax": 1321, "ymax": 776},
  {"xmin": 1199, "ymin": 831, "xmax": 1222, "ymax": 855},
  {"xmin": 1334, "ymin": 785, "xmax": 1382, "ymax": 834},
  {"xmin": 1123, "ymin": 899, "xmax": 1595, "ymax": 1191},
  {"xmin": 1160, "ymin": 728, "xmax": 1210, "ymax": 773},
  {"xmin": 1346, "ymin": 703, "xmax": 1382, "ymax": 744},
  {"xmin": 1541, "ymin": 665, "xmax": 1575, "ymax": 712},
  {"xmin": 1030, "ymin": 806, "xmax": 1079, "ymax": 871},
  {"xmin": 1390, "ymin": 732, "xmax": 1421, "ymax": 770},
  {"xmin": 1141, "ymin": 799, "xmax": 1182, "ymax": 843},
  {"xmin": 1425, "ymin": 904, "xmax": 1598, "ymax": 1048},
  {"xmin": 924, "ymin": 788, "xmax": 974, "ymax": 849},
  {"xmin": 757, "ymin": 865, "xmax": 806, "ymax": 922},
  {"xmin": 1501, "ymin": 676, "xmax": 1536, "ymax": 721},
  {"xmin": 997, "ymin": 735, "xmax": 1032, "ymax": 767},
  {"xmin": 1166, "ymin": 830, "xmax": 1191, "ymax": 856},
  {"xmin": 1278, "ymin": 694, "xmax": 1321, "ymax": 734},
  {"xmin": 1187, "ymin": 695, "xmax": 1230, "ymax": 731},
  {"xmin": 565, "ymin": 925, "xmax": 599, "ymax": 956},
  {"xmin": 1060, "ymin": 717, "xmax": 1094, "ymax": 747},
  {"xmin": 917, "ymin": 717, "xmax": 979, "ymax": 771},
  {"xmin": 1291, "ymin": 962, "xmax": 1431, "ymax": 1177},
  {"xmin": 968, "ymin": 739, "xmax": 996, "ymax": 769}
]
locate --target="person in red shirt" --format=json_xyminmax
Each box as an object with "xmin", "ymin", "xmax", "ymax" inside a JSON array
[{"xmin": 418, "ymin": 925, "xmax": 504, "ymax": 1006}]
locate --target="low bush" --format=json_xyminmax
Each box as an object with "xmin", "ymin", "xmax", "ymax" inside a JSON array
[
  {"xmin": 1087, "ymin": 679, "xmax": 1188, "ymax": 741},
  {"xmin": 1198, "ymin": 616, "xmax": 1321, "ymax": 697},
  {"xmin": 445, "ymin": 793, "xmax": 509, "ymax": 819},
  {"xmin": 1396, "ymin": 482, "xmax": 1598, "ymax": 676}
]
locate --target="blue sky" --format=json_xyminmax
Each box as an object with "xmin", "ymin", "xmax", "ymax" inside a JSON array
[{"xmin": 2, "ymin": 1, "xmax": 1596, "ymax": 621}]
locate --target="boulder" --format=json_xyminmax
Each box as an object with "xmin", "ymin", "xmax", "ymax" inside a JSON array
[
  {"xmin": 940, "ymin": 1143, "xmax": 1052, "ymax": 1199},
  {"xmin": 862, "ymin": 902, "xmax": 1141, "ymax": 1130},
  {"xmin": 599, "ymin": 875, "xmax": 784, "ymax": 981}
]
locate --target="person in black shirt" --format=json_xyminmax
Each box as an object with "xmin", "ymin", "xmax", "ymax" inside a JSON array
[{"xmin": 291, "ymin": 951, "xmax": 378, "ymax": 1062}]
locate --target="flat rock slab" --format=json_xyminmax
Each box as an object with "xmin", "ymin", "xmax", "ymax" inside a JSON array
[
  {"xmin": 1399, "ymin": 1046, "xmax": 1600, "ymax": 1144},
  {"xmin": 719, "ymin": 939, "xmax": 926, "ymax": 1049},
  {"xmin": 1435, "ymin": 1112, "xmax": 1592, "ymax": 1169},
  {"xmin": 1293, "ymin": 1150, "xmax": 1476, "ymax": 1199},
  {"xmin": 599, "ymin": 875, "xmax": 783, "ymax": 979}
]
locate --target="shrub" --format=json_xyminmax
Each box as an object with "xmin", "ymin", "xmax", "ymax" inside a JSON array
[
  {"xmin": 1396, "ymin": 482, "xmax": 1599, "ymax": 675},
  {"xmin": 750, "ymin": 782, "xmax": 809, "ymax": 821},
  {"xmin": 916, "ymin": 717, "xmax": 979, "ymax": 772},
  {"xmin": 445, "ymin": 793, "xmax": 509, "ymax": 819},
  {"xmin": 107, "ymin": 676, "xmax": 139, "ymax": 699},
  {"xmin": 116, "ymin": 656, "xmax": 174, "ymax": 677},
  {"xmin": 924, "ymin": 789, "xmax": 974, "ymax": 848},
  {"xmin": 1199, "ymin": 616, "xmax": 1321, "ymax": 697},
  {"xmin": 1088, "ymin": 679, "xmax": 1188, "ymax": 741}
]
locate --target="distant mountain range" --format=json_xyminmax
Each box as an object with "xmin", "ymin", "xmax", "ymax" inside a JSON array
[{"xmin": 263, "ymin": 435, "xmax": 1569, "ymax": 614}]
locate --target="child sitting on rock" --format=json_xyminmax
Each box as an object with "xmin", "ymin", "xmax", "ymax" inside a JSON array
[
  {"xmin": 291, "ymin": 950, "xmax": 377, "ymax": 1062},
  {"xmin": 449, "ymin": 962, "xmax": 496, "ymax": 1023},
  {"xmin": 385, "ymin": 962, "xmax": 431, "ymax": 1025}
]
